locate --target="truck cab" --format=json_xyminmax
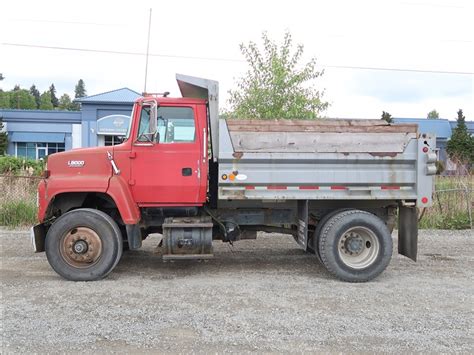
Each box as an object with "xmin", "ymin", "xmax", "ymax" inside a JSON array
[{"xmin": 114, "ymin": 96, "xmax": 209, "ymax": 206}]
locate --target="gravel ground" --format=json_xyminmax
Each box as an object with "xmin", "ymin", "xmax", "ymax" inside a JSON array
[{"xmin": 1, "ymin": 229, "xmax": 473, "ymax": 353}]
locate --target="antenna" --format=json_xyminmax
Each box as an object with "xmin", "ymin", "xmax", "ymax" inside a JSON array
[{"xmin": 143, "ymin": 8, "xmax": 152, "ymax": 93}]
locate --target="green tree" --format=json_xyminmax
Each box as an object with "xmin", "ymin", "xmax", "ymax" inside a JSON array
[
  {"xmin": 427, "ymin": 109, "xmax": 439, "ymax": 119},
  {"xmin": 381, "ymin": 111, "xmax": 393, "ymax": 123},
  {"xmin": 49, "ymin": 84, "xmax": 59, "ymax": 108},
  {"xmin": 39, "ymin": 91, "xmax": 54, "ymax": 110},
  {"xmin": 228, "ymin": 31, "xmax": 328, "ymax": 119},
  {"xmin": 75, "ymin": 79, "xmax": 86, "ymax": 98},
  {"xmin": 30, "ymin": 85, "xmax": 41, "ymax": 109},
  {"xmin": 72, "ymin": 79, "xmax": 86, "ymax": 111},
  {"xmin": 446, "ymin": 109, "xmax": 474, "ymax": 164},
  {"xmin": 0, "ymin": 91, "xmax": 10, "ymax": 108},
  {"xmin": 0, "ymin": 118, "xmax": 7, "ymax": 155},
  {"xmin": 9, "ymin": 88, "xmax": 36, "ymax": 109},
  {"xmin": 58, "ymin": 93, "xmax": 73, "ymax": 110}
]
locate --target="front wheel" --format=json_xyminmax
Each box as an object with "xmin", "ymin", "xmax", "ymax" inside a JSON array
[
  {"xmin": 45, "ymin": 208, "xmax": 123, "ymax": 281},
  {"xmin": 318, "ymin": 210, "xmax": 392, "ymax": 282}
]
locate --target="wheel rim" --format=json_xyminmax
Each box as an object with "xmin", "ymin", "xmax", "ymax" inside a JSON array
[
  {"xmin": 338, "ymin": 226, "xmax": 380, "ymax": 269},
  {"xmin": 59, "ymin": 227, "xmax": 103, "ymax": 268}
]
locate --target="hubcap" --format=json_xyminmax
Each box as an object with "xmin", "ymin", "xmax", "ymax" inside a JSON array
[
  {"xmin": 60, "ymin": 227, "xmax": 103, "ymax": 268},
  {"xmin": 73, "ymin": 240, "xmax": 88, "ymax": 254},
  {"xmin": 338, "ymin": 227, "xmax": 380, "ymax": 269}
]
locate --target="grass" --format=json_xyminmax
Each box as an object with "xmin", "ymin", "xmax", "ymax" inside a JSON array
[
  {"xmin": 419, "ymin": 176, "xmax": 473, "ymax": 230},
  {"xmin": 0, "ymin": 200, "xmax": 37, "ymax": 228}
]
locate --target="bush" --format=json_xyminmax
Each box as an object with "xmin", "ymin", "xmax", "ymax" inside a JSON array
[
  {"xmin": 435, "ymin": 160, "xmax": 445, "ymax": 175},
  {"xmin": 0, "ymin": 200, "xmax": 37, "ymax": 227},
  {"xmin": 0, "ymin": 156, "xmax": 45, "ymax": 176}
]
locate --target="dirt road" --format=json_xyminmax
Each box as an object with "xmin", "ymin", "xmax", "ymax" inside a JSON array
[{"xmin": 1, "ymin": 229, "xmax": 473, "ymax": 353}]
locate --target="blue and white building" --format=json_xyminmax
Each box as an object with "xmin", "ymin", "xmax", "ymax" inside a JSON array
[{"xmin": 0, "ymin": 88, "xmax": 140, "ymax": 160}]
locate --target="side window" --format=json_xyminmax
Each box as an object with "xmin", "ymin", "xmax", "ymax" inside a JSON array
[{"xmin": 157, "ymin": 107, "xmax": 195, "ymax": 143}]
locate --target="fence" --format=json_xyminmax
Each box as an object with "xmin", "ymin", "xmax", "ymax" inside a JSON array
[
  {"xmin": 0, "ymin": 174, "xmax": 472, "ymax": 229},
  {"xmin": 0, "ymin": 175, "xmax": 41, "ymax": 227},
  {"xmin": 419, "ymin": 187, "xmax": 473, "ymax": 230}
]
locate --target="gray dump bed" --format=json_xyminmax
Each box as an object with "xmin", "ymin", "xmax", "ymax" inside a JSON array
[
  {"xmin": 218, "ymin": 119, "xmax": 436, "ymax": 206},
  {"xmin": 175, "ymin": 73, "xmax": 436, "ymax": 207}
]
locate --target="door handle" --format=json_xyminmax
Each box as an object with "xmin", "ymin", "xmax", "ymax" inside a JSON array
[{"xmin": 182, "ymin": 168, "xmax": 192, "ymax": 176}]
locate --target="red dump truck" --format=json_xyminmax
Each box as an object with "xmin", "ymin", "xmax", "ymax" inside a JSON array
[{"xmin": 31, "ymin": 74, "xmax": 436, "ymax": 282}]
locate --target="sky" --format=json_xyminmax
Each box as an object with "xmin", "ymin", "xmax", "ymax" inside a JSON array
[{"xmin": 1, "ymin": 0, "xmax": 473, "ymax": 120}]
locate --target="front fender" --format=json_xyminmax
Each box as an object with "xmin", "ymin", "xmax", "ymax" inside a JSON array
[
  {"xmin": 38, "ymin": 175, "xmax": 109, "ymax": 222},
  {"xmin": 107, "ymin": 175, "xmax": 141, "ymax": 224}
]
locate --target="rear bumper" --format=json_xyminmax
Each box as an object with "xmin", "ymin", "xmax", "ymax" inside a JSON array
[{"xmin": 31, "ymin": 223, "xmax": 46, "ymax": 252}]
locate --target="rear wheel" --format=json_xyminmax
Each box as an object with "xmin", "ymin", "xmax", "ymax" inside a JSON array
[
  {"xmin": 309, "ymin": 209, "xmax": 351, "ymax": 262},
  {"xmin": 45, "ymin": 208, "xmax": 123, "ymax": 281},
  {"xmin": 318, "ymin": 210, "xmax": 392, "ymax": 282}
]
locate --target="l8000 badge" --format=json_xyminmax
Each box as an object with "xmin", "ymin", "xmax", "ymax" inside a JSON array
[{"xmin": 67, "ymin": 160, "xmax": 85, "ymax": 168}]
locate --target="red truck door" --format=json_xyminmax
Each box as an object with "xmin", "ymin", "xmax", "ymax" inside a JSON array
[{"xmin": 130, "ymin": 104, "xmax": 206, "ymax": 205}]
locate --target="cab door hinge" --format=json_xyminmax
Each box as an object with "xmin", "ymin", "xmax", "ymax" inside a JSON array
[
  {"xmin": 128, "ymin": 179, "xmax": 136, "ymax": 186},
  {"xmin": 129, "ymin": 152, "xmax": 136, "ymax": 159}
]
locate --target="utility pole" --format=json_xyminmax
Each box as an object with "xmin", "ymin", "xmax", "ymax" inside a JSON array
[{"xmin": 143, "ymin": 8, "xmax": 152, "ymax": 94}]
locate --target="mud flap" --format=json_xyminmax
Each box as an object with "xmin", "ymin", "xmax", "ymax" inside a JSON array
[
  {"xmin": 30, "ymin": 223, "xmax": 46, "ymax": 252},
  {"xmin": 126, "ymin": 224, "xmax": 142, "ymax": 250},
  {"xmin": 296, "ymin": 200, "xmax": 309, "ymax": 250},
  {"xmin": 398, "ymin": 206, "xmax": 418, "ymax": 261}
]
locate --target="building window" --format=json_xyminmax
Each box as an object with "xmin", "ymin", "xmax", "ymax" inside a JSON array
[
  {"xmin": 16, "ymin": 142, "xmax": 65, "ymax": 160},
  {"xmin": 104, "ymin": 135, "xmax": 123, "ymax": 146}
]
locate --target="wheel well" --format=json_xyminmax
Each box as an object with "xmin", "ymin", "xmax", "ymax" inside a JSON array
[
  {"xmin": 310, "ymin": 206, "xmax": 397, "ymax": 233},
  {"xmin": 46, "ymin": 192, "xmax": 123, "ymax": 225}
]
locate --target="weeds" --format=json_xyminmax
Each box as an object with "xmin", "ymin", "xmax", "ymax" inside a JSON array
[
  {"xmin": 419, "ymin": 173, "xmax": 473, "ymax": 230},
  {"xmin": 0, "ymin": 174, "xmax": 40, "ymax": 227},
  {"xmin": 0, "ymin": 200, "xmax": 37, "ymax": 228}
]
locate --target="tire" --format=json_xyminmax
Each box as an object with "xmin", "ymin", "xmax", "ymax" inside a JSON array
[
  {"xmin": 45, "ymin": 208, "xmax": 123, "ymax": 281},
  {"xmin": 309, "ymin": 209, "xmax": 352, "ymax": 262},
  {"xmin": 318, "ymin": 210, "xmax": 392, "ymax": 282}
]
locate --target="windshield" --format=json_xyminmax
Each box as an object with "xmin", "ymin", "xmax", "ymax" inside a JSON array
[
  {"xmin": 124, "ymin": 104, "xmax": 137, "ymax": 141},
  {"xmin": 137, "ymin": 106, "xmax": 152, "ymax": 139}
]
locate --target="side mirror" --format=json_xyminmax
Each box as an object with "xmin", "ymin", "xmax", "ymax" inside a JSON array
[
  {"xmin": 148, "ymin": 100, "xmax": 157, "ymax": 138},
  {"xmin": 137, "ymin": 99, "xmax": 158, "ymax": 143}
]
